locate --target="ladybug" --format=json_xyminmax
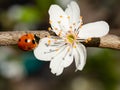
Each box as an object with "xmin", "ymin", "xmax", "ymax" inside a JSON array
[{"xmin": 18, "ymin": 33, "xmax": 40, "ymax": 51}]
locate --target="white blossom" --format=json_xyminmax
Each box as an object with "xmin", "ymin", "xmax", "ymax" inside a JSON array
[{"xmin": 34, "ymin": 1, "xmax": 109, "ymax": 76}]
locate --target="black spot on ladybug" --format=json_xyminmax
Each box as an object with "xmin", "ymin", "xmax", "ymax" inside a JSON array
[
  {"xmin": 25, "ymin": 34, "xmax": 28, "ymax": 36},
  {"xmin": 32, "ymin": 40, "xmax": 36, "ymax": 44},
  {"xmin": 28, "ymin": 47, "xmax": 31, "ymax": 50},
  {"xmin": 25, "ymin": 39, "xmax": 28, "ymax": 43},
  {"xmin": 19, "ymin": 39, "xmax": 21, "ymax": 42}
]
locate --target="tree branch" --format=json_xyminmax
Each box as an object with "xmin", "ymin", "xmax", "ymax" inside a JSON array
[{"xmin": 0, "ymin": 31, "xmax": 119, "ymax": 50}]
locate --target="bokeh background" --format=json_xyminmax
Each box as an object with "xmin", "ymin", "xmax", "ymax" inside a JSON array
[{"xmin": 0, "ymin": 0, "xmax": 120, "ymax": 90}]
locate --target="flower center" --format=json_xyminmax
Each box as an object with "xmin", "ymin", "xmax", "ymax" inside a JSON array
[{"xmin": 66, "ymin": 33, "xmax": 77, "ymax": 44}]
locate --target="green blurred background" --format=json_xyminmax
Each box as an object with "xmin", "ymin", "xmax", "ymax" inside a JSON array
[{"xmin": 0, "ymin": 0, "xmax": 120, "ymax": 90}]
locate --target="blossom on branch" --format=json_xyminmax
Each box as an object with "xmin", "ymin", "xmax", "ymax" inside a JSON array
[{"xmin": 34, "ymin": 1, "xmax": 109, "ymax": 75}]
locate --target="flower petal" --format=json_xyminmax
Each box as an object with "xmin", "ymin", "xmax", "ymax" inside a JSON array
[
  {"xmin": 50, "ymin": 46, "xmax": 73, "ymax": 75},
  {"xmin": 78, "ymin": 21, "xmax": 109, "ymax": 39},
  {"xmin": 65, "ymin": 1, "xmax": 82, "ymax": 30},
  {"xmin": 48, "ymin": 4, "xmax": 70, "ymax": 36},
  {"xmin": 34, "ymin": 38, "xmax": 64, "ymax": 61},
  {"xmin": 65, "ymin": 1, "xmax": 80, "ymax": 23},
  {"xmin": 73, "ymin": 43, "xmax": 87, "ymax": 70}
]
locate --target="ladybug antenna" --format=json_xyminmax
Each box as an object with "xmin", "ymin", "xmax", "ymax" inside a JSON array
[{"xmin": 34, "ymin": 35, "xmax": 40, "ymax": 44}]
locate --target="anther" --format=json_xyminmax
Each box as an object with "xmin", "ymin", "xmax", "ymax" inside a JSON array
[
  {"xmin": 80, "ymin": 16, "xmax": 82, "ymax": 19},
  {"xmin": 73, "ymin": 45, "xmax": 76, "ymax": 48},
  {"xmin": 60, "ymin": 15, "xmax": 63, "ymax": 18},
  {"xmin": 73, "ymin": 23, "xmax": 76, "ymax": 25},
  {"xmin": 54, "ymin": 28, "xmax": 58, "ymax": 30},
  {"xmin": 67, "ymin": 16, "xmax": 70, "ymax": 19},
  {"xmin": 48, "ymin": 40, "xmax": 51, "ymax": 45},
  {"xmin": 48, "ymin": 35, "xmax": 51, "ymax": 38},
  {"xmin": 49, "ymin": 20, "xmax": 52, "ymax": 24},
  {"xmin": 48, "ymin": 27, "xmax": 51, "ymax": 31},
  {"xmin": 79, "ymin": 25, "xmax": 82, "ymax": 28},
  {"xmin": 58, "ymin": 30, "xmax": 62, "ymax": 36}
]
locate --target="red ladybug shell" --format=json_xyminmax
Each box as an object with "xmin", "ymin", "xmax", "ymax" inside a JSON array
[{"xmin": 18, "ymin": 33, "xmax": 39, "ymax": 51}]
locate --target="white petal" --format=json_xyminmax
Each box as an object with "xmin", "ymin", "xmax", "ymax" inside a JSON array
[
  {"xmin": 48, "ymin": 5, "xmax": 70, "ymax": 35},
  {"xmin": 65, "ymin": 1, "xmax": 82, "ymax": 29},
  {"xmin": 50, "ymin": 46, "xmax": 73, "ymax": 75},
  {"xmin": 73, "ymin": 43, "xmax": 87, "ymax": 70},
  {"xmin": 78, "ymin": 21, "xmax": 109, "ymax": 39},
  {"xmin": 63, "ymin": 47, "xmax": 74, "ymax": 68},
  {"xmin": 34, "ymin": 38, "xmax": 64, "ymax": 61}
]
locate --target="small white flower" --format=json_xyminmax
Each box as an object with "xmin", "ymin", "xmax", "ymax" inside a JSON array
[{"xmin": 34, "ymin": 1, "xmax": 109, "ymax": 76}]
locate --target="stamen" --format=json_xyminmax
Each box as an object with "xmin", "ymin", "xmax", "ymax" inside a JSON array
[
  {"xmin": 48, "ymin": 27, "xmax": 52, "ymax": 31},
  {"xmin": 77, "ymin": 39, "xmax": 85, "ymax": 42},
  {"xmin": 60, "ymin": 15, "xmax": 63, "ymax": 18},
  {"xmin": 73, "ymin": 45, "xmax": 76, "ymax": 48},
  {"xmin": 69, "ymin": 46, "xmax": 73, "ymax": 56},
  {"xmin": 69, "ymin": 26, "xmax": 72, "ymax": 29},
  {"xmin": 48, "ymin": 40, "xmax": 51, "ymax": 45},
  {"xmin": 50, "ymin": 44, "xmax": 67, "ymax": 60},
  {"xmin": 49, "ymin": 40, "xmax": 65, "ymax": 47},
  {"xmin": 80, "ymin": 16, "xmax": 82, "ymax": 19},
  {"xmin": 79, "ymin": 25, "xmax": 82, "ymax": 28},
  {"xmin": 57, "ymin": 21, "xmax": 66, "ymax": 37},
  {"xmin": 67, "ymin": 16, "xmax": 70, "ymax": 19},
  {"xmin": 58, "ymin": 30, "xmax": 62, "ymax": 36},
  {"xmin": 62, "ymin": 47, "xmax": 71, "ymax": 60},
  {"xmin": 73, "ymin": 23, "xmax": 76, "ymax": 25},
  {"xmin": 49, "ymin": 20, "xmax": 52, "ymax": 24},
  {"xmin": 44, "ymin": 48, "xmax": 59, "ymax": 54},
  {"xmin": 48, "ymin": 35, "xmax": 51, "ymax": 38},
  {"xmin": 53, "ymin": 39, "xmax": 58, "ymax": 42},
  {"xmin": 54, "ymin": 28, "xmax": 58, "ymax": 30}
]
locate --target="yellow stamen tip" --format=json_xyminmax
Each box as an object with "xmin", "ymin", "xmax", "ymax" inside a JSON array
[
  {"xmin": 79, "ymin": 25, "xmax": 82, "ymax": 28},
  {"xmin": 49, "ymin": 20, "xmax": 52, "ymax": 24},
  {"xmin": 48, "ymin": 27, "xmax": 51, "ymax": 31},
  {"xmin": 73, "ymin": 45, "xmax": 76, "ymax": 48},
  {"xmin": 54, "ymin": 28, "xmax": 58, "ymax": 30},
  {"xmin": 48, "ymin": 40, "xmax": 51, "ymax": 45},
  {"xmin": 60, "ymin": 15, "xmax": 63, "ymax": 18},
  {"xmin": 80, "ymin": 16, "xmax": 83, "ymax": 19},
  {"xmin": 88, "ymin": 38, "xmax": 92, "ymax": 41},
  {"xmin": 48, "ymin": 35, "xmax": 51, "ymax": 38},
  {"xmin": 58, "ymin": 31, "xmax": 62, "ymax": 36},
  {"xmin": 67, "ymin": 16, "xmax": 70, "ymax": 19},
  {"xmin": 85, "ymin": 38, "xmax": 92, "ymax": 43},
  {"xmin": 56, "ymin": 48, "xmax": 59, "ymax": 51}
]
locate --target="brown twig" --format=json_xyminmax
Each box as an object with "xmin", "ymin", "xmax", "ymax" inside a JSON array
[{"xmin": 0, "ymin": 31, "xmax": 120, "ymax": 50}]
